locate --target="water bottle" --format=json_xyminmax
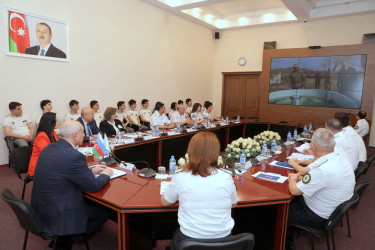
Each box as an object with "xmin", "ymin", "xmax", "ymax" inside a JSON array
[
  {"xmin": 226, "ymin": 116, "xmax": 229, "ymax": 124},
  {"xmin": 309, "ymin": 123, "xmax": 313, "ymax": 132},
  {"xmin": 207, "ymin": 119, "xmax": 210, "ymax": 127},
  {"xmin": 194, "ymin": 120, "xmax": 197, "ymax": 128},
  {"xmin": 169, "ymin": 156, "xmax": 176, "ymax": 175},
  {"xmin": 155, "ymin": 125, "xmax": 159, "ymax": 136},
  {"xmin": 177, "ymin": 122, "xmax": 180, "ymax": 132},
  {"xmin": 262, "ymin": 141, "xmax": 267, "ymax": 156},
  {"xmin": 116, "ymin": 131, "xmax": 121, "ymax": 144},
  {"xmin": 287, "ymin": 131, "xmax": 291, "ymax": 142},
  {"xmin": 271, "ymin": 138, "xmax": 276, "ymax": 152},
  {"xmin": 240, "ymin": 151, "xmax": 246, "ymax": 171},
  {"xmin": 303, "ymin": 125, "xmax": 307, "ymax": 133},
  {"xmin": 236, "ymin": 115, "xmax": 240, "ymax": 122},
  {"xmin": 293, "ymin": 129, "xmax": 298, "ymax": 140}
]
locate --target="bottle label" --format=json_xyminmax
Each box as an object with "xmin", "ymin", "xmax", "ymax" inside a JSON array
[{"xmin": 240, "ymin": 157, "xmax": 246, "ymax": 163}]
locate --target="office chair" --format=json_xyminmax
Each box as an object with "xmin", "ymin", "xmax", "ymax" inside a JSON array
[
  {"xmin": 354, "ymin": 161, "xmax": 367, "ymax": 180},
  {"xmin": 9, "ymin": 146, "xmax": 33, "ymax": 200},
  {"xmin": 4, "ymin": 137, "xmax": 18, "ymax": 167},
  {"xmin": 1, "ymin": 188, "xmax": 90, "ymax": 250}
]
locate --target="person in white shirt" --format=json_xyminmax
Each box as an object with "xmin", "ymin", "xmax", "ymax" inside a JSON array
[
  {"xmin": 185, "ymin": 98, "xmax": 193, "ymax": 116},
  {"xmin": 161, "ymin": 132, "xmax": 237, "ymax": 249},
  {"xmin": 152, "ymin": 101, "xmax": 162, "ymax": 114},
  {"xmin": 286, "ymin": 129, "xmax": 355, "ymax": 250},
  {"xmin": 90, "ymin": 100, "xmax": 103, "ymax": 128},
  {"xmin": 354, "ymin": 111, "xmax": 369, "ymax": 138},
  {"xmin": 116, "ymin": 101, "xmax": 134, "ymax": 133},
  {"xmin": 35, "ymin": 100, "xmax": 61, "ymax": 132},
  {"xmin": 335, "ymin": 112, "xmax": 367, "ymax": 162},
  {"xmin": 202, "ymin": 101, "xmax": 218, "ymax": 121},
  {"xmin": 190, "ymin": 103, "xmax": 205, "ymax": 124},
  {"xmin": 127, "ymin": 99, "xmax": 148, "ymax": 131},
  {"xmin": 171, "ymin": 105, "xmax": 192, "ymax": 126},
  {"xmin": 150, "ymin": 103, "xmax": 174, "ymax": 129},
  {"xmin": 3, "ymin": 102, "xmax": 34, "ymax": 147},
  {"xmin": 64, "ymin": 100, "xmax": 80, "ymax": 122},
  {"xmin": 326, "ymin": 119, "xmax": 359, "ymax": 170},
  {"xmin": 139, "ymin": 99, "xmax": 152, "ymax": 127},
  {"xmin": 169, "ymin": 102, "xmax": 178, "ymax": 119}
]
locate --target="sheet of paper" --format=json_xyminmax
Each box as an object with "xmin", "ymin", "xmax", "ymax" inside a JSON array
[
  {"xmin": 252, "ymin": 171, "xmax": 287, "ymax": 183},
  {"xmin": 160, "ymin": 181, "xmax": 170, "ymax": 195},
  {"xmin": 269, "ymin": 160, "xmax": 294, "ymax": 170},
  {"xmin": 126, "ymin": 134, "xmax": 141, "ymax": 138},
  {"xmin": 119, "ymin": 162, "xmax": 136, "ymax": 171},
  {"xmin": 167, "ymin": 131, "xmax": 179, "ymax": 136},
  {"xmin": 295, "ymin": 143, "xmax": 311, "ymax": 153},
  {"xmin": 155, "ymin": 174, "xmax": 169, "ymax": 179},
  {"xmin": 286, "ymin": 153, "xmax": 314, "ymax": 161},
  {"xmin": 94, "ymin": 167, "xmax": 127, "ymax": 179},
  {"xmin": 77, "ymin": 147, "xmax": 93, "ymax": 156},
  {"xmin": 144, "ymin": 136, "xmax": 154, "ymax": 140},
  {"xmin": 187, "ymin": 128, "xmax": 196, "ymax": 132},
  {"xmin": 124, "ymin": 139, "xmax": 135, "ymax": 144}
]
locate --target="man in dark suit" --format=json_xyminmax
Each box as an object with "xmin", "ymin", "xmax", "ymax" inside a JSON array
[
  {"xmin": 77, "ymin": 107, "xmax": 100, "ymax": 142},
  {"xmin": 31, "ymin": 121, "xmax": 113, "ymax": 248},
  {"xmin": 25, "ymin": 22, "xmax": 66, "ymax": 59}
]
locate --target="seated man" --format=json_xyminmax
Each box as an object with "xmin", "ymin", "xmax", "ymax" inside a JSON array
[
  {"xmin": 36, "ymin": 99, "xmax": 61, "ymax": 134},
  {"xmin": 285, "ymin": 129, "xmax": 355, "ymax": 250},
  {"xmin": 3, "ymin": 102, "xmax": 34, "ymax": 147},
  {"xmin": 77, "ymin": 107, "xmax": 100, "ymax": 141},
  {"xmin": 117, "ymin": 101, "xmax": 134, "ymax": 133},
  {"xmin": 64, "ymin": 99, "xmax": 80, "ymax": 122},
  {"xmin": 171, "ymin": 105, "xmax": 191, "ymax": 126},
  {"xmin": 31, "ymin": 121, "xmax": 113, "ymax": 248},
  {"xmin": 127, "ymin": 99, "xmax": 148, "ymax": 131},
  {"xmin": 139, "ymin": 99, "xmax": 152, "ymax": 127},
  {"xmin": 150, "ymin": 103, "xmax": 174, "ymax": 129},
  {"xmin": 335, "ymin": 112, "xmax": 367, "ymax": 162},
  {"xmin": 90, "ymin": 100, "xmax": 103, "ymax": 127},
  {"xmin": 185, "ymin": 98, "xmax": 193, "ymax": 116},
  {"xmin": 354, "ymin": 110, "xmax": 369, "ymax": 137}
]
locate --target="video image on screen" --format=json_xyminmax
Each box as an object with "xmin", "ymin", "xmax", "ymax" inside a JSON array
[{"xmin": 269, "ymin": 55, "xmax": 367, "ymax": 109}]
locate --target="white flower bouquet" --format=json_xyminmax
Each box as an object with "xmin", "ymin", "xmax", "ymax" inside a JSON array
[
  {"xmin": 177, "ymin": 153, "xmax": 224, "ymax": 169},
  {"xmin": 223, "ymin": 137, "xmax": 261, "ymax": 164},
  {"xmin": 253, "ymin": 131, "xmax": 282, "ymax": 148}
]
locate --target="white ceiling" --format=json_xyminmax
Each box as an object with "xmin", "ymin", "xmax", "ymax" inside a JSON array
[{"xmin": 142, "ymin": 0, "xmax": 375, "ymax": 30}]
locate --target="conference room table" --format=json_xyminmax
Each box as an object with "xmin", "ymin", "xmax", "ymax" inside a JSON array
[{"xmin": 83, "ymin": 120, "xmax": 304, "ymax": 250}]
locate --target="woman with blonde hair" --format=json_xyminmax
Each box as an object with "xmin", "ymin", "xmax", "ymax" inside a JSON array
[{"xmin": 161, "ymin": 132, "xmax": 238, "ymax": 248}]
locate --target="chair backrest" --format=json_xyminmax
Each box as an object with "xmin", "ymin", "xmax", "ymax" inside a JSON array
[
  {"xmin": 354, "ymin": 162, "xmax": 367, "ymax": 180},
  {"xmin": 9, "ymin": 146, "xmax": 32, "ymax": 176},
  {"xmin": 1, "ymin": 188, "xmax": 43, "ymax": 236},
  {"xmin": 177, "ymin": 233, "xmax": 255, "ymax": 250},
  {"xmin": 354, "ymin": 177, "xmax": 372, "ymax": 208},
  {"xmin": 4, "ymin": 137, "xmax": 15, "ymax": 153},
  {"xmin": 325, "ymin": 193, "xmax": 359, "ymax": 231},
  {"xmin": 366, "ymin": 154, "xmax": 375, "ymax": 168},
  {"xmin": 362, "ymin": 134, "xmax": 369, "ymax": 141}
]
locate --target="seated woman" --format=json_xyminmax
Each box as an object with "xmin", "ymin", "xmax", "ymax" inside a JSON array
[
  {"xmin": 99, "ymin": 107, "xmax": 127, "ymax": 137},
  {"xmin": 169, "ymin": 102, "xmax": 177, "ymax": 119},
  {"xmin": 190, "ymin": 103, "xmax": 205, "ymax": 124},
  {"xmin": 161, "ymin": 132, "xmax": 238, "ymax": 248},
  {"xmin": 28, "ymin": 112, "xmax": 59, "ymax": 176}
]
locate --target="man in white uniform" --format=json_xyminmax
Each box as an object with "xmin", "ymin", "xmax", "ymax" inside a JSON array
[
  {"xmin": 286, "ymin": 129, "xmax": 355, "ymax": 250},
  {"xmin": 139, "ymin": 99, "xmax": 152, "ymax": 127},
  {"xmin": 127, "ymin": 99, "xmax": 148, "ymax": 131},
  {"xmin": 117, "ymin": 101, "xmax": 134, "ymax": 133},
  {"xmin": 90, "ymin": 100, "xmax": 103, "ymax": 127},
  {"xmin": 3, "ymin": 102, "xmax": 34, "ymax": 147},
  {"xmin": 335, "ymin": 112, "xmax": 367, "ymax": 162},
  {"xmin": 171, "ymin": 105, "xmax": 191, "ymax": 126},
  {"xmin": 64, "ymin": 100, "xmax": 80, "ymax": 122},
  {"xmin": 150, "ymin": 103, "xmax": 174, "ymax": 129},
  {"xmin": 354, "ymin": 111, "xmax": 369, "ymax": 138},
  {"xmin": 185, "ymin": 98, "xmax": 193, "ymax": 115}
]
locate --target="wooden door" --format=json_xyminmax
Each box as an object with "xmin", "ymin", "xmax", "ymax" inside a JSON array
[{"xmin": 222, "ymin": 72, "xmax": 261, "ymax": 119}]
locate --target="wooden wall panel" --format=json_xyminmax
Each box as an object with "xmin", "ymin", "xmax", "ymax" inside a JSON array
[{"xmin": 259, "ymin": 44, "xmax": 375, "ymax": 126}]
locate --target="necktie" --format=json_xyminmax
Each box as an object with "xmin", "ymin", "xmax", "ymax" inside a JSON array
[
  {"xmin": 40, "ymin": 49, "xmax": 45, "ymax": 56},
  {"xmin": 86, "ymin": 124, "xmax": 92, "ymax": 137}
]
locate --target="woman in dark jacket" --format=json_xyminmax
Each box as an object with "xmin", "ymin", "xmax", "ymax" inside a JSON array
[{"xmin": 99, "ymin": 107, "xmax": 127, "ymax": 137}]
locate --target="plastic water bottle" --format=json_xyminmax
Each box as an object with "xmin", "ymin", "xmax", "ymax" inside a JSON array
[
  {"xmin": 303, "ymin": 125, "xmax": 307, "ymax": 133},
  {"xmin": 116, "ymin": 131, "xmax": 121, "ymax": 143},
  {"xmin": 287, "ymin": 131, "xmax": 291, "ymax": 142},
  {"xmin": 271, "ymin": 138, "xmax": 276, "ymax": 151},
  {"xmin": 155, "ymin": 125, "xmax": 159, "ymax": 136},
  {"xmin": 309, "ymin": 123, "xmax": 313, "ymax": 132},
  {"xmin": 194, "ymin": 120, "xmax": 197, "ymax": 129},
  {"xmin": 293, "ymin": 129, "xmax": 298, "ymax": 140},
  {"xmin": 169, "ymin": 156, "xmax": 176, "ymax": 175},
  {"xmin": 240, "ymin": 151, "xmax": 246, "ymax": 171},
  {"xmin": 226, "ymin": 116, "xmax": 229, "ymax": 124},
  {"xmin": 236, "ymin": 115, "xmax": 240, "ymax": 122},
  {"xmin": 177, "ymin": 122, "xmax": 180, "ymax": 132},
  {"xmin": 262, "ymin": 141, "xmax": 267, "ymax": 156}
]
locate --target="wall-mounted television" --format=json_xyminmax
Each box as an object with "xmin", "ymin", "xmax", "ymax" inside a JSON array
[{"xmin": 268, "ymin": 55, "xmax": 367, "ymax": 109}]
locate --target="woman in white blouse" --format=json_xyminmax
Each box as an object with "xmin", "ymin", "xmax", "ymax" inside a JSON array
[
  {"xmin": 161, "ymin": 132, "xmax": 238, "ymax": 248},
  {"xmin": 190, "ymin": 103, "xmax": 205, "ymax": 124}
]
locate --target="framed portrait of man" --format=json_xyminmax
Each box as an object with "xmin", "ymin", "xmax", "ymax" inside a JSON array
[{"xmin": 2, "ymin": 6, "xmax": 69, "ymax": 61}]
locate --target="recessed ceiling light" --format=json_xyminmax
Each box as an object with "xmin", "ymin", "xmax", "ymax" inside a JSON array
[
  {"xmin": 263, "ymin": 13, "xmax": 275, "ymax": 23},
  {"xmin": 205, "ymin": 14, "xmax": 214, "ymax": 24},
  {"xmin": 158, "ymin": 0, "xmax": 206, "ymax": 8},
  {"xmin": 215, "ymin": 19, "xmax": 228, "ymax": 29},
  {"xmin": 191, "ymin": 8, "xmax": 201, "ymax": 18},
  {"xmin": 239, "ymin": 17, "xmax": 249, "ymax": 26},
  {"xmin": 287, "ymin": 11, "xmax": 297, "ymax": 20}
]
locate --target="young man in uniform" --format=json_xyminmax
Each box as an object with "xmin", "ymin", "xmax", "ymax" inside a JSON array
[
  {"xmin": 139, "ymin": 99, "xmax": 152, "ymax": 127},
  {"xmin": 64, "ymin": 100, "xmax": 80, "ymax": 122},
  {"xmin": 127, "ymin": 99, "xmax": 148, "ymax": 131}
]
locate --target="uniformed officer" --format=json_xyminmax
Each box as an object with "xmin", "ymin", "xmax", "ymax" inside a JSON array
[
  {"xmin": 286, "ymin": 129, "xmax": 355, "ymax": 250},
  {"xmin": 139, "ymin": 99, "xmax": 152, "ymax": 127},
  {"xmin": 116, "ymin": 101, "xmax": 134, "ymax": 133},
  {"xmin": 127, "ymin": 99, "xmax": 148, "ymax": 131},
  {"xmin": 90, "ymin": 100, "xmax": 103, "ymax": 128},
  {"xmin": 150, "ymin": 103, "xmax": 174, "ymax": 129},
  {"xmin": 63, "ymin": 100, "xmax": 80, "ymax": 122},
  {"xmin": 335, "ymin": 112, "xmax": 367, "ymax": 162},
  {"xmin": 190, "ymin": 103, "xmax": 205, "ymax": 124},
  {"xmin": 290, "ymin": 64, "xmax": 306, "ymax": 89},
  {"xmin": 185, "ymin": 98, "xmax": 193, "ymax": 115},
  {"xmin": 354, "ymin": 110, "xmax": 369, "ymax": 137},
  {"xmin": 171, "ymin": 105, "xmax": 191, "ymax": 126},
  {"xmin": 3, "ymin": 102, "xmax": 34, "ymax": 147},
  {"xmin": 169, "ymin": 102, "xmax": 178, "ymax": 119}
]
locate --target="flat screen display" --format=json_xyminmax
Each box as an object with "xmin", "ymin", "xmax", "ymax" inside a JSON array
[{"xmin": 268, "ymin": 55, "xmax": 367, "ymax": 109}]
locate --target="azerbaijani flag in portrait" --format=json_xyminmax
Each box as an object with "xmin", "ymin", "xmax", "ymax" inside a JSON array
[
  {"xmin": 92, "ymin": 134, "xmax": 108, "ymax": 158},
  {"xmin": 8, "ymin": 11, "xmax": 30, "ymax": 54}
]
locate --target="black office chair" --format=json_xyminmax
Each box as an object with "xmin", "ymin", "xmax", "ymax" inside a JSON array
[
  {"xmin": 290, "ymin": 193, "xmax": 359, "ymax": 250},
  {"xmin": 1, "ymin": 188, "xmax": 91, "ymax": 250},
  {"xmin": 365, "ymin": 154, "xmax": 375, "ymax": 174},
  {"xmin": 171, "ymin": 233, "xmax": 255, "ymax": 250},
  {"xmin": 362, "ymin": 134, "xmax": 369, "ymax": 141},
  {"xmin": 4, "ymin": 137, "xmax": 18, "ymax": 168},
  {"xmin": 354, "ymin": 162, "xmax": 367, "ymax": 180},
  {"xmin": 9, "ymin": 146, "xmax": 33, "ymax": 200}
]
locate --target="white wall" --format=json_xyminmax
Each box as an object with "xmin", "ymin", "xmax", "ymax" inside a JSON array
[
  {"xmin": 213, "ymin": 13, "xmax": 375, "ymax": 114},
  {"xmin": 0, "ymin": 0, "xmax": 215, "ymax": 164}
]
